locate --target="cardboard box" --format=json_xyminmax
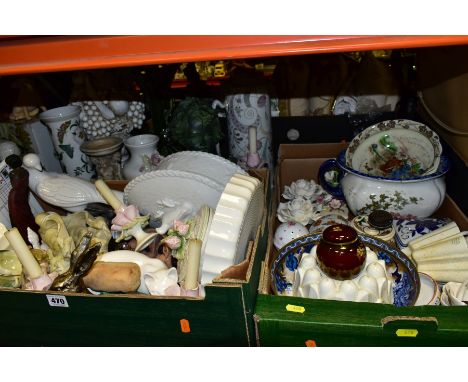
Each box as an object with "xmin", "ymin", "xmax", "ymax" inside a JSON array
[
  {"xmin": 254, "ymin": 144, "xmax": 468, "ymax": 347},
  {"xmin": 0, "ymin": 169, "xmax": 270, "ymax": 346}
]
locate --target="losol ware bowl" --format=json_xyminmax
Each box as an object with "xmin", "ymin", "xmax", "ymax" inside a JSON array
[
  {"xmin": 320, "ymin": 151, "xmax": 450, "ymax": 219},
  {"xmin": 345, "ymin": 119, "xmax": 442, "ymax": 179}
]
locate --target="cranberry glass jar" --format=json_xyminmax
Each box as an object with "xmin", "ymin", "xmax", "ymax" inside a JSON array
[{"xmin": 316, "ymin": 224, "xmax": 366, "ymax": 280}]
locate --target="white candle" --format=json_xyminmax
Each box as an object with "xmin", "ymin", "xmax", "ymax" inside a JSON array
[
  {"xmin": 95, "ymin": 179, "xmax": 124, "ymax": 211},
  {"xmin": 249, "ymin": 126, "xmax": 257, "ymax": 155},
  {"xmin": 185, "ymin": 239, "xmax": 202, "ymax": 290},
  {"xmin": 5, "ymin": 228, "xmax": 42, "ymax": 279}
]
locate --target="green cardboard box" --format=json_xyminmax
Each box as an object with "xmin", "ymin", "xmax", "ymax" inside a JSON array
[
  {"xmin": 0, "ymin": 169, "xmax": 270, "ymax": 346},
  {"xmin": 254, "ymin": 144, "xmax": 468, "ymax": 347}
]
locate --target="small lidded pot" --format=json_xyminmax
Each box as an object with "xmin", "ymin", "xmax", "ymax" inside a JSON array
[
  {"xmin": 316, "ymin": 224, "xmax": 366, "ymax": 280},
  {"xmin": 352, "ymin": 210, "xmax": 396, "ymax": 246}
]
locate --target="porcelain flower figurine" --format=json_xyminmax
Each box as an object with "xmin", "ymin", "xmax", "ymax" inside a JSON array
[
  {"xmin": 282, "ymin": 179, "xmax": 321, "ymax": 200},
  {"xmin": 161, "ymin": 219, "xmax": 193, "ymax": 260},
  {"xmin": 277, "ymin": 199, "xmax": 320, "ymax": 226}
]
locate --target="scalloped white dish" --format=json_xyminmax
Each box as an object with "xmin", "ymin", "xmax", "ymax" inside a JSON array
[
  {"xmin": 201, "ymin": 173, "xmax": 264, "ymax": 284},
  {"xmin": 155, "ymin": 151, "xmax": 247, "ymax": 186}
]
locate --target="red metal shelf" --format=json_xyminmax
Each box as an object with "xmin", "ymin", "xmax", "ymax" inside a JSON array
[{"xmin": 1, "ymin": 35, "xmax": 468, "ymax": 75}]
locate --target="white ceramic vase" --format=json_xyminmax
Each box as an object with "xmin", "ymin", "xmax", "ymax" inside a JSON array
[
  {"xmin": 39, "ymin": 105, "xmax": 95, "ymax": 180},
  {"xmin": 122, "ymin": 134, "xmax": 161, "ymax": 180}
]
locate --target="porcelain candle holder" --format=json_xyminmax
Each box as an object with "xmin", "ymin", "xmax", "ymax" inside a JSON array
[
  {"xmin": 39, "ymin": 105, "xmax": 95, "ymax": 180},
  {"xmin": 95, "ymin": 179, "xmax": 157, "ymax": 252},
  {"xmin": 122, "ymin": 134, "xmax": 161, "ymax": 180}
]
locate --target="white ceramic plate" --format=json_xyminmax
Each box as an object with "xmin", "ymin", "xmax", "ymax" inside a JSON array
[
  {"xmin": 124, "ymin": 170, "xmax": 225, "ymax": 222},
  {"xmin": 156, "ymin": 151, "xmax": 247, "ymax": 186}
]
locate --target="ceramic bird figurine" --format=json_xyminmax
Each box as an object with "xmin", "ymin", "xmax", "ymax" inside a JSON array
[{"xmin": 22, "ymin": 153, "xmax": 124, "ymax": 212}]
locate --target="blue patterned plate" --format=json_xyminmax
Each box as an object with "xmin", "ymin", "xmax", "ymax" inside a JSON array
[{"xmin": 271, "ymin": 233, "xmax": 420, "ymax": 307}]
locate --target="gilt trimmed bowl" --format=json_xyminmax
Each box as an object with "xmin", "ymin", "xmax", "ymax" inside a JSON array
[{"xmin": 320, "ymin": 151, "xmax": 450, "ymax": 219}]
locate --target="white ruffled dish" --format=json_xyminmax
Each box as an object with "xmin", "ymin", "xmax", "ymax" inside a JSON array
[
  {"xmin": 201, "ymin": 173, "xmax": 264, "ymax": 284},
  {"xmin": 124, "ymin": 170, "xmax": 225, "ymax": 233},
  {"xmin": 155, "ymin": 151, "xmax": 247, "ymax": 186}
]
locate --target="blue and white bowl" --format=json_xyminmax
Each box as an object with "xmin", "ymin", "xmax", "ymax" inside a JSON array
[
  {"xmin": 271, "ymin": 233, "xmax": 420, "ymax": 307},
  {"xmin": 321, "ymin": 150, "xmax": 450, "ymax": 219}
]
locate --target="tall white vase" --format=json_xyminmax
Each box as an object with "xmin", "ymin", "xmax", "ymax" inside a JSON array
[
  {"xmin": 223, "ymin": 94, "xmax": 273, "ymax": 169},
  {"xmin": 122, "ymin": 134, "xmax": 161, "ymax": 180},
  {"xmin": 39, "ymin": 105, "xmax": 95, "ymax": 180}
]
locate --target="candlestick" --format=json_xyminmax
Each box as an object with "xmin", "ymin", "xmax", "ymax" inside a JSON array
[
  {"xmin": 185, "ymin": 239, "xmax": 202, "ymax": 290},
  {"xmin": 5, "ymin": 227, "xmax": 42, "ymax": 279},
  {"xmin": 249, "ymin": 126, "xmax": 257, "ymax": 155},
  {"xmin": 95, "ymin": 179, "xmax": 123, "ymax": 211}
]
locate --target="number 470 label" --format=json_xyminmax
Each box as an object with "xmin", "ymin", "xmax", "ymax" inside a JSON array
[{"xmin": 46, "ymin": 294, "xmax": 69, "ymax": 308}]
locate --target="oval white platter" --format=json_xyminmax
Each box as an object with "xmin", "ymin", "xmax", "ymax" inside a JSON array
[
  {"xmin": 156, "ymin": 151, "xmax": 247, "ymax": 186},
  {"xmin": 124, "ymin": 170, "xmax": 225, "ymax": 221}
]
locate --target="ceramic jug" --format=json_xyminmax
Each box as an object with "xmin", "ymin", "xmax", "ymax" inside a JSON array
[
  {"xmin": 122, "ymin": 134, "xmax": 161, "ymax": 180},
  {"xmin": 213, "ymin": 93, "xmax": 273, "ymax": 169},
  {"xmin": 39, "ymin": 105, "xmax": 95, "ymax": 180}
]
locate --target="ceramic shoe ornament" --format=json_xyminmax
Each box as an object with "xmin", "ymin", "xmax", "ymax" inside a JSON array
[
  {"xmin": 22, "ymin": 153, "xmax": 124, "ymax": 212},
  {"xmin": 95, "ymin": 179, "xmax": 157, "ymax": 252},
  {"xmin": 274, "ymin": 222, "xmax": 309, "ymax": 250}
]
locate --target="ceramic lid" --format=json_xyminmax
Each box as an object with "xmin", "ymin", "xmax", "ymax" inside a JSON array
[
  {"xmin": 322, "ymin": 224, "xmax": 358, "ymax": 245},
  {"xmin": 368, "ymin": 210, "xmax": 393, "ymax": 229}
]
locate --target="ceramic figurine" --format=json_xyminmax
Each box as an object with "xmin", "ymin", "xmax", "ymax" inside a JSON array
[
  {"xmin": 5, "ymin": 155, "xmax": 40, "ymax": 242},
  {"xmin": 316, "ymin": 224, "xmax": 367, "ymax": 280},
  {"xmin": 97, "ymin": 250, "xmax": 179, "ymax": 296},
  {"xmin": 35, "ymin": 212, "xmax": 75, "ymax": 275},
  {"xmin": 95, "ymin": 179, "xmax": 157, "ymax": 252},
  {"xmin": 22, "ymin": 153, "xmax": 124, "ymax": 212},
  {"xmin": 62, "ymin": 211, "xmax": 112, "ymax": 253}
]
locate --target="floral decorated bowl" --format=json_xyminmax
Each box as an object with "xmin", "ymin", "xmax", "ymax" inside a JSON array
[
  {"xmin": 346, "ymin": 119, "xmax": 442, "ymax": 179},
  {"xmin": 271, "ymin": 233, "xmax": 420, "ymax": 306},
  {"xmin": 319, "ymin": 151, "xmax": 450, "ymax": 219}
]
